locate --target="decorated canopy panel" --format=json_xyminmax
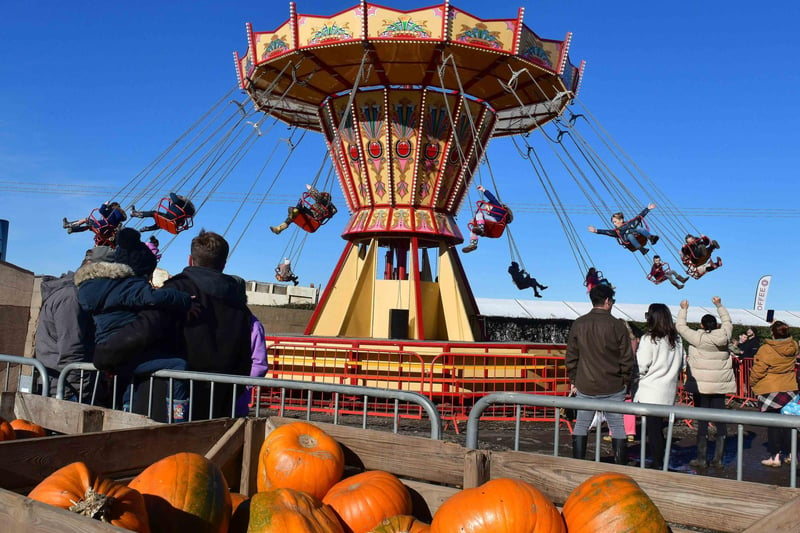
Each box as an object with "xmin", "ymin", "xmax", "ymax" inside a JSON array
[
  {"xmin": 320, "ymin": 87, "xmax": 491, "ymax": 243},
  {"xmin": 236, "ymin": 2, "xmax": 582, "ymax": 137}
]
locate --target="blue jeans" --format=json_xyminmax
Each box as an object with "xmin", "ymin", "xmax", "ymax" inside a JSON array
[
  {"xmin": 572, "ymin": 388, "xmax": 628, "ymax": 438},
  {"xmin": 121, "ymin": 357, "xmax": 188, "ymax": 407},
  {"xmin": 622, "ymin": 227, "xmax": 651, "ymax": 250}
]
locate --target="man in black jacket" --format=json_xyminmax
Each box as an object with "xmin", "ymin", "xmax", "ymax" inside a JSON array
[
  {"xmin": 94, "ymin": 229, "xmax": 252, "ymax": 420},
  {"xmin": 565, "ymin": 284, "xmax": 634, "ymax": 464}
]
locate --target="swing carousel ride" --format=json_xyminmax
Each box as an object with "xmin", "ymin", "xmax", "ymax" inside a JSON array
[
  {"xmin": 69, "ymin": 1, "xmax": 720, "ymax": 345},
  {"xmin": 237, "ymin": 1, "xmax": 579, "ymax": 342}
]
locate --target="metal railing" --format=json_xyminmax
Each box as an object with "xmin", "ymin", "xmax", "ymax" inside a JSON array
[
  {"xmin": 0, "ymin": 354, "xmax": 49, "ymax": 397},
  {"xmin": 57, "ymin": 363, "xmax": 442, "ymax": 439},
  {"xmin": 466, "ymin": 392, "xmax": 800, "ymax": 487}
]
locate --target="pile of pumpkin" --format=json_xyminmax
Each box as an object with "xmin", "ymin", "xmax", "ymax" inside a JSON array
[
  {"xmin": 0, "ymin": 416, "xmax": 48, "ymax": 440},
  {"xmin": 19, "ymin": 420, "xmax": 670, "ymax": 532}
]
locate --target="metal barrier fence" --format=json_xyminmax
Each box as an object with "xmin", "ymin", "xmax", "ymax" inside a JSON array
[
  {"xmin": 0, "ymin": 354, "xmax": 49, "ymax": 397},
  {"xmin": 57, "ymin": 363, "xmax": 442, "ymax": 439},
  {"xmin": 265, "ymin": 342, "xmax": 570, "ymax": 427},
  {"xmin": 728, "ymin": 357, "xmax": 758, "ymax": 406},
  {"xmin": 465, "ymin": 392, "xmax": 800, "ymax": 487}
]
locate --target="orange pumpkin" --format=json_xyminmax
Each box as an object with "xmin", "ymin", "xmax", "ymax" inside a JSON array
[
  {"xmin": 129, "ymin": 452, "xmax": 231, "ymax": 533},
  {"xmin": 27, "ymin": 461, "xmax": 150, "ymax": 533},
  {"xmin": 10, "ymin": 418, "xmax": 47, "ymax": 439},
  {"xmin": 240, "ymin": 488, "xmax": 345, "ymax": 533},
  {"xmin": 430, "ymin": 477, "xmax": 564, "ymax": 533},
  {"xmin": 228, "ymin": 496, "xmax": 251, "ymax": 533},
  {"xmin": 561, "ymin": 472, "xmax": 669, "ymax": 532},
  {"xmin": 0, "ymin": 417, "xmax": 16, "ymax": 441},
  {"xmin": 323, "ymin": 470, "xmax": 412, "ymax": 533},
  {"xmin": 370, "ymin": 515, "xmax": 431, "ymax": 533},
  {"xmin": 257, "ymin": 421, "xmax": 345, "ymax": 499},
  {"xmin": 230, "ymin": 491, "xmax": 248, "ymax": 514}
]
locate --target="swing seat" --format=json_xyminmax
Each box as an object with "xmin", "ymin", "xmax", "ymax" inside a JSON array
[
  {"xmin": 291, "ymin": 191, "xmax": 336, "ymax": 233},
  {"xmin": 683, "ymin": 257, "xmax": 721, "ymax": 280},
  {"xmin": 620, "ymin": 233, "xmax": 648, "ymax": 252},
  {"xmin": 612, "ymin": 215, "xmax": 649, "ymax": 252},
  {"xmin": 467, "ymin": 201, "xmax": 510, "ymax": 238},
  {"xmin": 681, "ymin": 236, "xmax": 713, "ymax": 267},
  {"xmin": 646, "ymin": 262, "xmax": 673, "ymax": 285},
  {"xmin": 153, "ymin": 197, "xmax": 194, "ymax": 235},
  {"xmin": 88, "ymin": 209, "xmax": 118, "ymax": 247}
]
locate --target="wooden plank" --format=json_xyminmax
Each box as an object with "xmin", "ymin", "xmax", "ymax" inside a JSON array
[
  {"xmin": 463, "ymin": 449, "xmax": 491, "ymax": 488},
  {"xmin": 7, "ymin": 393, "xmax": 158, "ymax": 433},
  {"xmin": 0, "ymin": 391, "xmax": 16, "ymax": 420},
  {"xmin": 489, "ymin": 450, "xmax": 800, "ymax": 533},
  {"xmin": 0, "ymin": 418, "xmax": 239, "ymax": 494},
  {"xmin": 204, "ymin": 418, "xmax": 246, "ymax": 467},
  {"xmin": 741, "ymin": 495, "xmax": 800, "ymax": 532},
  {"xmin": 0, "ymin": 487, "xmax": 127, "ymax": 533},
  {"xmin": 240, "ymin": 417, "xmax": 267, "ymax": 496},
  {"xmin": 269, "ymin": 417, "xmax": 468, "ymax": 487}
]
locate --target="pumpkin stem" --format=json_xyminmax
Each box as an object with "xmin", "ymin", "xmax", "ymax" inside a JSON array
[
  {"xmin": 298, "ymin": 434, "xmax": 318, "ymax": 448},
  {"xmin": 68, "ymin": 487, "xmax": 115, "ymax": 523}
]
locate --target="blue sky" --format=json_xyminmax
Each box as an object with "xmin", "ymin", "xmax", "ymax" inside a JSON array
[{"xmin": 2, "ymin": 1, "xmax": 800, "ymax": 313}]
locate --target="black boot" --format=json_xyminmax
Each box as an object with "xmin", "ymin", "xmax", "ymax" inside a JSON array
[
  {"xmin": 690, "ymin": 438, "xmax": 708, "ymax": 468},
  {"xmin": 612, "ymin": 438, "xmax": 628, "ymax": 465},
  {"xmin": 572, "ymin": 435, "xmax": 588, "ymax": 460},
  {"xmin": 711, "ymin": 436, "xmax": 726, "ymax": 467}
]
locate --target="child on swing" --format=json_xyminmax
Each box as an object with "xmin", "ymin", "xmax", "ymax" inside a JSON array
[
  {"xmin": 588, "ymin": 203, "xmax": 659, "ymax": 255},
  {"xmin": 462, "ymin": 185, "xmax": 511, "ymax": 253}
]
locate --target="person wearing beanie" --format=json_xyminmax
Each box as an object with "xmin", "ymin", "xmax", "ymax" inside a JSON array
[{"xmin": 75, "ymin": 228, "xmax": 194, "ymax": 421}]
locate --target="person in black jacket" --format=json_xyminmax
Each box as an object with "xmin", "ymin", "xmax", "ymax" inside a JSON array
[
  {"xmin": 94, "ymin": 229, "xmax": 252, "ymax": 420},
  {"xmin": 739, "ymin": 328, "xmax": 761, "ymax": 358}
]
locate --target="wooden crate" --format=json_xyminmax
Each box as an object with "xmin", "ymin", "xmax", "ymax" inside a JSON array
[
  {"xmin": 1, "ymin": 412, "xmax": 799, "ymax": 532},
  {"xmin": 0, "ymin": 392, "xmax": 160, "ymax": 435}
]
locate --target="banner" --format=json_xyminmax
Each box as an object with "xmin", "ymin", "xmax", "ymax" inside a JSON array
[{"xmin": 754, "ymin": 275, "xmax": 772, "ymax": 311}]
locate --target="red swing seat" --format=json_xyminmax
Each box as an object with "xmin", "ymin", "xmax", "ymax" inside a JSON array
[
  {"xmin": 153, "ymin": 197, "xmax": 194, "ymax": 235},
  {"xmin": 291, "ymin": 191, "xmax": 335, "ymax": 233},
  {"xmin": 614, "ymin": 216, "xmax": 649, "ymax": 252},
  {"xmin": 681, "ymin": 237, "xmax": 721, "ymax": 279},
  {"xmin": 88, "ymin": 209, "xmax": 119, "ymax": 247},
  {"xmin": 467, "ymin": 200, "xmax": 511, "ymax": 238},
  {"xmin": 646, "ymin": 262, "xmax": 673, "ymax": 285}
]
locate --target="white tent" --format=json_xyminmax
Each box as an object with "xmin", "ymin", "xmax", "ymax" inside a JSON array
[{"xmin": 476, "ymin": 298, "xmax": 796, "ymax": 327}]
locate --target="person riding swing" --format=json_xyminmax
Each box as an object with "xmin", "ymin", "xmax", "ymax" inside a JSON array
[
  {"xmin": 462, "ymin": 185, "xmax": 512, "ymax": 253},
  {"xmin": 508, "ymin": 261, "xmax": 548, "ymax": 298},
  {"xmin": 588, "ymin": 203, "xmax": 659, "ymax": 255},
  {"xmin": 271, "ymin": 184, "xmax": 337, "ymax": 235},
  {"xmin": 129, "ymin": 192, "xmax": 196, "ymax": 234}
]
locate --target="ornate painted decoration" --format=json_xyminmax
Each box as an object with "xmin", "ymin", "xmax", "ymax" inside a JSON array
[
  {"xmin": 308, "ymin": 22, "xmax": 353, "ymax": 44},
  {"xmin": 379, "ymin": 16, "xmax": 431, "ymax": 38},
  {"xmin": 262, "ymin": 35, "xmax": 290, "ymax": 60},
  {"xmin": 455, "ymin": 23, "xmax": 503, "ymax": 49}
]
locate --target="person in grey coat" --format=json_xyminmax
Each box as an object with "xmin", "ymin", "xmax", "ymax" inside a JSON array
[
  {"xmin": 33, "ymin": 248, "xmax": 116, "ymax": 401},
  {"xmin": 677, "ymin": 296, "xmax": 735, "ymax": 468}
]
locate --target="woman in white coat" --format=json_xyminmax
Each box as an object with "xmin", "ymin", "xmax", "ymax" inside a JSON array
[{"xmin": 634, "ymin": 303, "xmax": 684, "ymax": 470}]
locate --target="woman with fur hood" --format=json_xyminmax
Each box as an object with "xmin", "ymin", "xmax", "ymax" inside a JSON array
[
  {"xmin": 75, "ymin": 229, "xmax": 191, "ymax": 345},
  {"xmin": 677, "ymin": 296, "xmax": 735, "ymax": 468},
  {"xmin": 749, "ymin": 321, "xmax": 799, "ymax": 467},
  {"xmin": 75, "ymin": 228, "xmax": 193, "ymax": 419}
]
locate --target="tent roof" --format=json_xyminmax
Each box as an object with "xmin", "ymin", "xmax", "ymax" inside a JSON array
[{"xmin": 476, "ymin": 298, "xmax": 797, "ymax": 327}]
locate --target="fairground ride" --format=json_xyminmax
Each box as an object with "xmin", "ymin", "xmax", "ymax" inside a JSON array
[{"xmin": 236, "ymin": 1, "xmax": 582, "ymax": 341}]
